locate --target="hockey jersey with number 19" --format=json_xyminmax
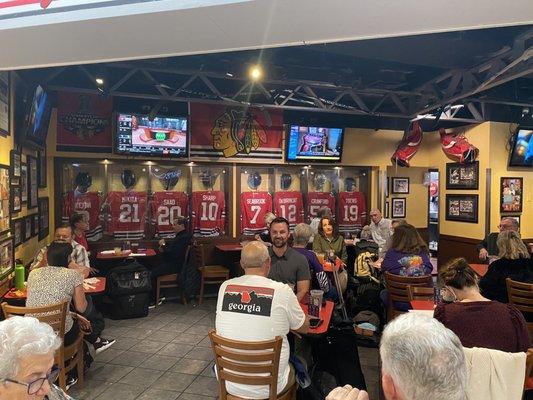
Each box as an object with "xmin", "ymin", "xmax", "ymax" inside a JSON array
[
  {"xmin": 240, "ymin": 191, "xmax": 272, "ymax": 236},
  {"xmin": 338, "ymin": 191, "xmax": 367, "ymax": 235},
  {"xmin": 191, "ymin": 190, "xmax": 226, "ymax": 236},
  {"xmin": 104, "ymin": 191, "xmax": 147, "ymax": 240},
  {"xmin": 150, "ymin": 191, "xmax": 189, "ymax": 238},
  {"xmin": 61, "ymin": 191, "xmax": 103, "ymax": 241},
  {"xmin": 273, "ymin": 191, "xmax": 304, "ymax": 231}
]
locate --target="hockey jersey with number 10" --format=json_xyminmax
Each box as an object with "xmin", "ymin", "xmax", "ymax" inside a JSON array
[
  {"xmin": 191, "ymin": 190, "xmax": 226, "ymax": 237},
  {"xmin": 240, "ymin": 191, "xmax": 272, "ymax": 235},
  {"xmin": 61, "ymin": 191, "xmax": 103, "ymax": 241},
  {"xmin": 273, "ymin": 191, "xmax": 304, "ymax": 230},
  {"xmin": 338, "ymin": 191, "xmax": 367, "ymax": 234},
  {"xmin": 104, "ymin": 191, "xmax": 147, "ymax": 240},
  {"xmin": 150, "ymin": 191, "xmax": 189, "ymax": 238}
]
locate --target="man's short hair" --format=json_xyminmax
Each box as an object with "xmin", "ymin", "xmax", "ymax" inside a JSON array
[
  {"xmin": 269, "ymin": 217, "xmax": 290, "ymax": 231},
  {"xmin": 172, "ymin": 216, "xmax": 187, "ymax": 228},
  {"xmin": 241, "ymin": 241, "xmax": 270, "ymax": 269},
  {"xmin": 380, "ymin": 313, "xmax": 467, "ymax": 400},
  {"xmin": 55, "ymin": 223, "xmax": 72, "ymax": 232},
  {"xmin": 293, "ymin": 223, "xmax": 313, "ymax": 245},
  {"xmin": 501, "ymin": 217, "xmax": 519, "ymax": 230},
  {"xmin": 69, "ymin": 213, "xmax": 85, "ymax": 228}
]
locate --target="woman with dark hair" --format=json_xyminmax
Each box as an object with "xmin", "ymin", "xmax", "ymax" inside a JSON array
[
  {"xmin": 70, "ymin": 213, "xmax": 89, "ymax": 251},
  {"xmin": 312, "ymin": 217, "xmax": 347, "ymax": 265},
  {"xmin": 435, "ymin": 258, "xmax": 530, "ymax": 352},
  {"xmin": 381, "ymin": 224, "xmax": 433, "ymax": 276}
]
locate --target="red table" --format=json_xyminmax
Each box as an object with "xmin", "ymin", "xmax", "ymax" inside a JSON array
[
  {"xmin": 470, "ymin": 263, "xmax": 489, "ymax": 277},
  {"xmin": 215, "ymin": 244, "xmax": 243, "ymax": 252},
  {"xmin": 3, "ymin": 277, "xmax": 107, "ymax": 300},
  {"xmin": 410, "ymin": 300, "xmax": 436, "ymax": 310},
  {"xmin": 300, "ymin": 300, "xmax": 334, "ymax": 335},
  {"xmin": 97, "ymin": 249, "xmax": 156, "ymax": 260}
]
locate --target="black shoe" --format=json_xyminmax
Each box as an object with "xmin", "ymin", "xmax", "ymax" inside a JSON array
[{"xmin": 93, "ymin": 338, "xmax": 116, "ymax": 354}]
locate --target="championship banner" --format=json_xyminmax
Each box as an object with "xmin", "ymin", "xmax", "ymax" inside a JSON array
[
  {"xmin": 190, "ymin": 103, "xmax": 283, "ymax": 161},
  {"xmin": 56, "ymin": 92, "xmax": 113, "ymax": 152}
]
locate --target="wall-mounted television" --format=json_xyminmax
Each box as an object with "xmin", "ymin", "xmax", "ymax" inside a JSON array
[
  {"xmin": 286, "ymin": 125, "xmax": 344, "ymax": 162},
  {"xmin": 509, "ymin": 128, "xmax": 533, "ymax": 167},
  {"xmin": 23, "ymin": 85, "xmax": 53, "ymax": 148},
  {"xmin": 116, "ymin": 113, "xmax": 188, "ymax": 157}
]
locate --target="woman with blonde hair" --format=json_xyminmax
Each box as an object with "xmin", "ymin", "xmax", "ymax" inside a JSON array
[{"xmin": 479, "ymin": 230, "xmax": 533, "ymax": 304}]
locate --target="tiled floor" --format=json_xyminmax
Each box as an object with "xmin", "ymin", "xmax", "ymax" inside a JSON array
[{"xmin": 70, "ymin": 299, "xmax": 380, "ymax": 400}]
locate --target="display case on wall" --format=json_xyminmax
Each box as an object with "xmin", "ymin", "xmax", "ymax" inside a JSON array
[{"xmin": 238, "ymin": 166, "xmax": 275, "ymax": 236}]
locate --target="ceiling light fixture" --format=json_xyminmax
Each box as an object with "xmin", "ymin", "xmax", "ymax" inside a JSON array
[
  {"xmin": 95, "ymin": 78, "xmax": 104, "ymax": 85},
  {"xmin": 249, "ymin": 65, "xmax": 263, "ymax": 81}
]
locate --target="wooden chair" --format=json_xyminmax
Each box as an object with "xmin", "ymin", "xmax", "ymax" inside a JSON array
[
  {"xmin": 155, "ymin": 245, "xmax": 190, "ymax": 307},
  {"xmin": 384, "ymin": 272, "xmax": 433, "ymax": 321},
  {"xmin": 407, "ymin": 285, "xmax": 435, "ymax": 301},
  {"xmin": 525, "ymin": 348, "xmax": 533, "ymax": 391},
  {"xmin": 506, "ymin": 278, "xmax": 533, "ymax": 339},
  {"xmin": 1, "ymin": 301, "xmax": 85, "ymax": 391},
  {"xmin": 193, "ymin": 243, "xmax": 230, "ymax": 304},
  {"xmin": 208, "ymin": 329, "xmax": 297, "ymax": 400}
]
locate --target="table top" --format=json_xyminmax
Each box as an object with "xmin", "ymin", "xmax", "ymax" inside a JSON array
[
  {"xmin": 322, "ymin": 257, "xmax": 342, "ymax": 273},
  {"xmin": 470, "ymin": 263, "xmax": 489, "ymax": 277},
  {"xmin": 300, "ymin": 300, "xmax": 334, "ymax": 335},
  {"xmin": 216, "ymin": 244, "xmax": 243, "ymax": 252},
  {"xmin": 3, "ymin": 277, "xmax": 107, "ymax": 300},
  {"xmin": 97, "ymin": 248, "xmax": 156, "ymax": 260},
  {"xmin": 410, "ymin": 300, "xmax": 436, "ymax": 310}
]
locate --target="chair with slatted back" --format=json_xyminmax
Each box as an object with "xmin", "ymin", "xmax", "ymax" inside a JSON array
[
  {"xmin": 384, "ymin": 272, "xmax": 433, "ymax": 321},
  {"xmin": 506, "ymin": 278, "xmax": 533, "ymax": 339},
  {"xmin": 208, "ymin": 329, "xmax": 297, "ymax": 400},
  {"xmin": 1, "ymin": 301, "xmax": 85, "ymax": 391},
  {"xmin": 155, "ymin": 245, "xmax": 190, "ymax": 306},
  {"xmin": 193, "ymin": 243, "xmax": 230, "ymax": 304},
  {"xmin": 407, "ymin": 285, "xmax": 435, "ymax": 301},
  {"xmin": 525, "ymin": 348, "xmax": 533, "ymax": 391}
]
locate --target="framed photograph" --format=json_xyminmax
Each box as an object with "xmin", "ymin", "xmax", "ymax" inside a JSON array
[
  {"xmin": 0, "ymin": 236, "xmax": 14, "ymax": 282},
  {"xmin": 31, "ymin": 214, "xmax": 39, "ymax": 237},
  {"xmin": 12, "ymin": 218, "xmax": 23, "ymax": 247},
  {"xmin": 500, "ymin": 177, "xmax": 522, "ymax": 213},
  {"xmin": 391, "ymin": 177, "xmax": 409, "ymax": 194},
  {"xmin": 23, "ymin": 216, "xmax": 32, "ymax": 242},
  {"xmin": 20, "ymin": 163, "xmax": 27, "ymax": 203},
  {"xmin": 27, "ymin": 155, "xmax": 38, "ymax": 209},
  {"xmin": 0, "ymin": 164, "xmax": 10, "ymax": 236},
  {"xmin": 391, "ymin": 198, "xmax": 406, "ymax": 218},
  {"xmin": 0, "ymin": 72, "xmax": 9, "ymax": 137},
  {"xmin": 446, "ymin": 161, "xmax": 479, "ymax": 190},
  {"xmin": 446, "ymin": 194, "xmax": 479, "ymax": 223},
  {"xmin": 10, "ymin": 150, "xmax": 21, "ymax": 180},
  {"xmin": 11, "ymin": 185, "xmax": 21, "ymax": 213},
  {"xmin": 38, "ymin": 197, "xmax": 49, "ymax": 240},
  {"xmin": 384, "ymin": 201, "xmax": 390, "ymax": 219},
  {"xmin": 38, "ymin": 148, "xmax": 47, "ymax": 188}
]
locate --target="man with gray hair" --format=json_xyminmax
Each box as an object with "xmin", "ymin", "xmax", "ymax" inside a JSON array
[
  {"xmin": 477, "ymin": 217, "xmax": 519, "ymax": 261},
  {"xmin": 326, "ymin": 313, "xmax": 467, "ymax": 400},
  {"xmin": 216, "ymin": 241, "xmax": 310, "ymax": 399},
  {"xmin": 369, "ymin": 209, "xmax": 392, "ymax": 255}
]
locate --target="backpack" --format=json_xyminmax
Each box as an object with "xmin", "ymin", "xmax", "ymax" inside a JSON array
[
  {"xmin": 354, "ymin": 251, "xmax": 380, "ymax": 284},
  {"xmin": 106, "ymin": 261, "xmax": 151, "ymax": 319}
]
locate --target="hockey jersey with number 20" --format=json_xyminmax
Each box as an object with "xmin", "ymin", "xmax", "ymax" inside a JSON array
[{"xmin": 151, "ymin": 191, "xmax": 189, "ymax": 238}]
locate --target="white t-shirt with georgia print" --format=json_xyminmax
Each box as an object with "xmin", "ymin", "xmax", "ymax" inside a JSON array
[{"xmin": 215, "ymin": 274, "xmax": 306, "ymax": 399}]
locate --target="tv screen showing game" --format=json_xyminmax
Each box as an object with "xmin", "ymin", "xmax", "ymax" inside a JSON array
[
  {"xmin": 286, "ymin": 125, "xmax": 344, "ymax": 162},
  {"xmin": 24, "ymin": 85, "xmax": 53, "ymax": 148},
  {"xmin": 116, "ymin": 113, "xmax": 188, "ymax": 157},
  {"xmin": 509, "ymin": 128, "xmax": 533, "ymax": 167}
]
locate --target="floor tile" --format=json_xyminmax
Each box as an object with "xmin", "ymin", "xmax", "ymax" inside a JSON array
[
  {"xmin": 93, "ymin": 382, "xmax": 145, "ymax": 400},
  {"xmin": 88, "ymin": 364, "xmax": 134, "ymax": 382},
  {"xmin": 170, "ymin": 359, "xmax": 210, "ymax": 375},
  {"xmin": 141, "ymin": 354, "xmax": 181, "ymax": 371},
  {"xmin": 108, "ymin": 351, "xmax": 151, "ymax": 367},
  {"xmin": 151, "ymin": 372, "xmax": 196, "ymax": 391},
  {"xmin": 129, "ymin": 340, "xmax": 168, "ymax": 354},
  {"xmin": 146, "ymin": 330, "xmax": 180, "ymax": 342},
  {"xmin": 158, "ymin": 343, "xmax": 195, "ymax": 357},
  {"xmin": 68, "ymin": 379, "xmax": 113, "ymax": 400},
  {"xmin": 200, "ymin": 362, "xmax": 215, "ymax": 377},
  {"xmin": 177, "ymin": 393, "xmax": 217, "ymax": 400},
  {"xmin": 160, "ymin": 322, "xmax": 193, "ymax": 333},
  {"xmin": 183, "ymin": 376, "xmax": 219, "ymax": 396},
  {"xmin": 94, "ymin": 348, "xmax": 124, "ymax": 363},
  {"xmin": 119, "ymin": 367, "xmax": 164, "ymax": 386},
  {"xmin": 184, "ymin": 347, "xmax": 214, "ymax": 361},
  {"xmin": 173, "ymin": 333, "xmax": 204, "ymax": 345},
  {"xmin": 184, "ymin": 325, "xmax": 211, "ymax": 336},
  {"xmin": 197, "ymin": 336, "xmax": 211, "ymax": 347},
  {"xmin": 120, "ymin": 327, "xmax": 159, "ymax": 340},
  {"xmin": 135, "ymin": 388, "xmax": 181, "ymax": 400},
  {"xmin": 110, "ymin": 336, "xmax": 141, "ymax": 351}
]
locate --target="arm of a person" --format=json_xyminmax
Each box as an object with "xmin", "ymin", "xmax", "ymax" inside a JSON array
[
  {"xmin": 295, "ymin": 259, "xmax": 312, "ymax": 301},
  {"xmin": 340, "ymin": 242, "xmax": 348, "ymax": 265},
  {"xmin": 68, "ymin": 261, "xmax": 90, "ymax": 279},
  {"xmin": 286, "ymin": 289, "xmax": 309, "ymax": 334},
  {"xmin": 422, "ymin": 252, "xmax": 434, "ymax": 275},
  {"xmin": 30, "ymin": 248, "xmax": 46, "ymax": 271},
  {"xmin": 296, "ymin": 280, "xmax": 310, "ymax": 302},
  {"xmin": 509, "ymin": 305, "xmax": 532, "ymax": 351},
  {"xmin": 381, "ymin": 250, "xmax": 401, "ymax": 274},
  {"xmin": 476, "ymin": 236, "xmax": 488, "ymax": 252},
  {"xmin": 312, "ymin": 236, "xmax": 325, "ymax": 253},
  {"xmin": 72, "ymin": 284, "xmax": 87, "ymax": 313}
]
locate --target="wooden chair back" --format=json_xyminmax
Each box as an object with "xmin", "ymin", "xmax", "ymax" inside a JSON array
[
  {"xmin": 506, "ymin": 278, "xmax": 533, "ymax": 338},
  {"xmin": 155, "ymin": 245, "xmax": 191, "ymax": 306},
  {"xmin": 407, "ymin": 285, "xmax": 435, "ymax": 301},
  {"xmin": 209, "ymin": 329, "xmax": 289, "ymax": 400},
  {"xmin": 192, "ymin": 242, "xmax": 206, "ymax": 269},
  {"xmin": 525, "ymin": 348, "xmax": 533, "ymax": 390},
  {"xmin": 384, "ymin": 272, "xmax": 433, "ymax": 321}
]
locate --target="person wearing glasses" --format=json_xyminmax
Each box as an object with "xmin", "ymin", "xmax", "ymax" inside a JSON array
[
  {"xmin": 476, "ymin": 217, "xmax": 519, "ymax": 261},
  {"xmin": 0, "ymin": 316, "xmax": 73, "ymax": 400}
]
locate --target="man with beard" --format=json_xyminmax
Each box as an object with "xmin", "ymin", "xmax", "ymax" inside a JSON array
[{"xmin": 267, "ymin": 217, "xmax": 310, "ymax": 302}]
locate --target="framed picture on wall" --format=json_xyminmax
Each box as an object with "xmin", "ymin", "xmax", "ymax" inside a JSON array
[
  {"xmin": 23, "ymin": 216, "xmax": 32, "ymax": 242},
  {"xmin": 384, "ymin": 201, "xmax": 390, "ymax": 219},
  {"xmin": 12, "ymin": 218, "xmax": 23, "ymax": 247},
  {"xmin": 0, "ymin": 236, "xmax": 14, "ymax": 283},
  {"xmin": 445, "ymin": 194, "xmax": 478, "ymax": 223},
  {"xmin": 27, "ymin": 155, "xmax": 38, "ymax": 209},
  {"xmin": 31, "ymin": 214, "xmax": 39, "ymax": 237},
  {"xmin": 38, "ymin": 148, "xmax": 47, "ymax": 188},
  {"xmin": 391, "ymin": 198, "xmax": 406, "ymax": 218},
  {"xmin": 391, "ymin": 177, "xmax": 409, "ymax": 194},
  {"xmin": 20, "ymin": 163, "xmax": 27, "ymax": 204},
  {"xmin": 500, "ymin": 177, "xmax": 522, "ymax": 213},
  {"xmin": 0, "ymin": 164, "xmax": 10, "ymax": 236},
  {"xmin": 0, "ymin": 72, "xmax": 9, "ymax": 137},
  {"xmin": 10, "ymin": 150, "xmax": 21, "ymax": 181},
  {"xmin": 446, "ymin": 161, "xmax": 479, "ymax": 190},
  {"xmin": 10, "ymin": 185, "xmax": 21, "ymax": 213},
  {"xmin": 38, "ymin": 197, "xmax": 49, "ymax": 240}
]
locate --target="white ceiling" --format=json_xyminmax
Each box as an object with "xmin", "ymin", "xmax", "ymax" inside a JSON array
[{"xmin": 1, "ymin": 0, "xmax": 533, "ymax": 71}]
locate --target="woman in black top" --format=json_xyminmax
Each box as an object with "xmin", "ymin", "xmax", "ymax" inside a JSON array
[{"xmin": 479, "ymin": 230, "xmax": 533, "ymax": 304}]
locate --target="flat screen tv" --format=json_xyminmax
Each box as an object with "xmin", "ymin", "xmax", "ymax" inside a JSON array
[
  {"xmin": 509, "ymin": 128, "xmax": 533, "ymax": 167},
  {"xmin": 116, "ymin": 113, "xmax": 188, "ymax": 157},
  {"xmin": 24, "ymin": 85, "xmax": 53, "ymax": 148},
  {"xmin": 286, "ymin": 125, "xmax": 344, "ymax": 162}
]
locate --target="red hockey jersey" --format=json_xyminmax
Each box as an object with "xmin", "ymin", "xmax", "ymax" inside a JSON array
[
  {"xmin": 150, "ymin": 191, "xmax": 189, "ymax": 238},
  {"xmin": 273, "ymin": 191, "xmax": 304, "ymax": 230},
  {"xmin": 338, "ymin": 191, "xmax": 367, "ymax": 234},
  {"xmin": 191, "ymin": 190, "xmax": 226, "ymax": 237},
  {"xmin": 307, "ymin": 192, "xmax": 336, "ymax": 221},
  {"xmin": 104, "ymin": 191, "xmax": 147, "ymax": 240},
  {"xmin": 61, "ymin": 191, "xmax": 103, "ymax": 241},
  {"xmin": 240, "ymin": 191, "xmax": 272, "ymax": 235}
]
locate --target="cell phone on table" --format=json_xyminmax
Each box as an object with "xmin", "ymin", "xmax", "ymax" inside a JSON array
[{"xmin": 309, "ymin": 318, "xmax": 323, "ymax": 328}]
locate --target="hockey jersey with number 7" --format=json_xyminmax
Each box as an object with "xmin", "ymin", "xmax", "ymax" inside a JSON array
[{"xmin": 240, "ymin": 191, "xmax": 272, "ymax": 235}]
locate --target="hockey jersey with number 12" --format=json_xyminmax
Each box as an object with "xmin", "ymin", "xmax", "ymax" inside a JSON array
[
  {"xmin": 273, "ymin": 191, "xmax": 304, "ymax": 230},
  {"xmin": 191, "ymin": 190, "xmax": 226, "ymax": 236},
  {"xmin": 104, "ymin": 191, "xmax": 147, "ymax": 240},
  {"xmin": 240, "ymin": 191, "xmax": 272, "ymax": 235},
  {"xmin": 150, "ymin": 191, "xmax": 189, "ymax": 238},
  {"xmin": 61, "ymin": 191, "xmax": 103, "ymax": 241}
]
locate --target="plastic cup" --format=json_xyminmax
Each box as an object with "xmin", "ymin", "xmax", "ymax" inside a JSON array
[
  {"xmin": 316, "ymin": 253, "xmax": 325, "ymax": 265},
  {"xmin": 114, "ymin": 247, "xmax": 122, "ymax": 255},
  {"xmin": 309, "ymin": 289, "xmax": 324, "ymax": 318}
]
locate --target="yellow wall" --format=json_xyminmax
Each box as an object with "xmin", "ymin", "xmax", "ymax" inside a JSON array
[{"xmin": 386, "ymin": 166, "xmax": 428, "ymax": 228}]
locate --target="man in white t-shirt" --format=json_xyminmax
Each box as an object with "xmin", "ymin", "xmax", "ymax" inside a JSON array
[
  {"xmin": 215, "ymin": 241, "xmax": 310, "ymax": 399},
  {"xmin": 369, "ymin": 208, "xmax": 392, "ymax": 255}
]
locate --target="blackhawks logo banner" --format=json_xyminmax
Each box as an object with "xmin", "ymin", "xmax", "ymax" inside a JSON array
[
  {"xmin": 56, "ymin": 92, "xmax": 113, "ymax": 152},
  {"xmin": 190, "ymin": 103, "xmax": 283, "ymax": 161}
]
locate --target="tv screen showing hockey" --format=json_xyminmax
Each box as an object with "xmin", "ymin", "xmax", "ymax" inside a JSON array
[
  {"xmin": 286, "ymin": 125, "xmax": 344, "ymax": 162},
  {"xmin": 509, "ymin": 128, "xmax": 533, "ymax": 167},
  {"xmin": 116, "ymin": 114, "xmax": 188, "ymax": 157}
]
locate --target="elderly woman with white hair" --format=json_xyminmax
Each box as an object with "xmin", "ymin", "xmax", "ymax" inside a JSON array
[{"xmin": 0, "ymin": 316, "xmax": 73, "ymax": 400}]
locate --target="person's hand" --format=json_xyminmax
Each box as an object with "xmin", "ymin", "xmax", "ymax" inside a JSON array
[
  {"xmin": 89, "ymin": 267, "xmax": 99, "ymax": 276},
  {"xmin": 158, "ymin": 239, "xmax": 165, "ymax": 247},
  {"xmin": 68, "ymin": 260, "xmax": 81, "ymax": 270},
  {"xmin": 479, "ymin": 248, "xmax": 488, "ymax": 260},
  {"xmin": 74, "ymin": 313, "xmax": 92, "ymax": 334},
  {"xmin": 326, "ymin": 385, "xmax": 369, "ymax": 400}
]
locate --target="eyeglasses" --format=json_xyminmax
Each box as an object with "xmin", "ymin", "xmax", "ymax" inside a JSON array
[{"xmin": 1, "ymin": 365, "xmax": 60, "ymax": 395}]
